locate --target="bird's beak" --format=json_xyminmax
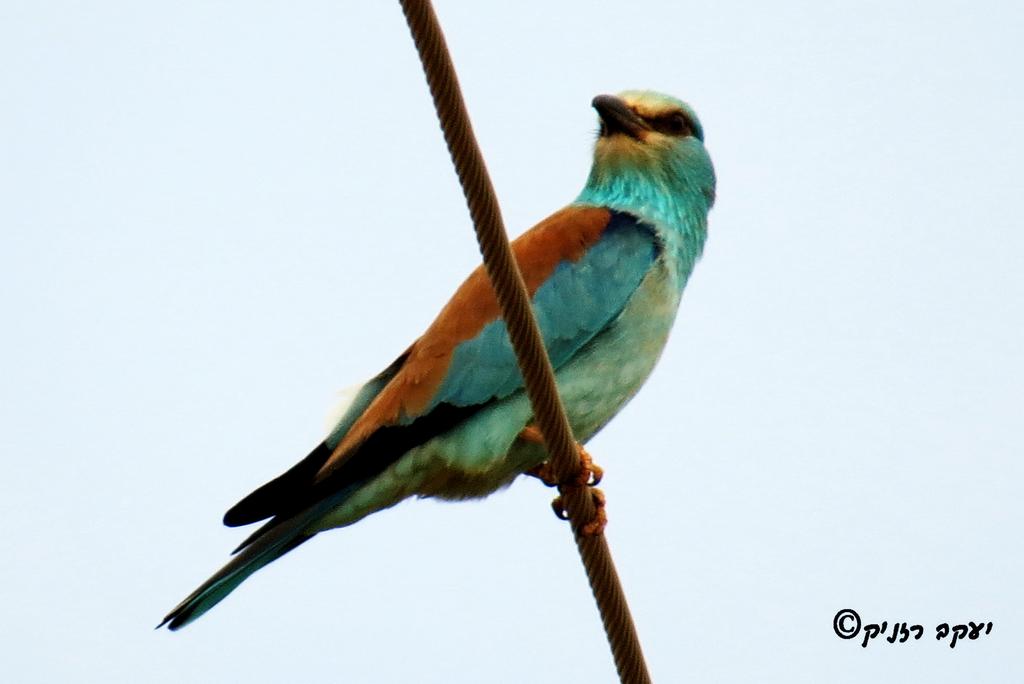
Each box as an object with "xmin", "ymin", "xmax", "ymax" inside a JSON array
[{"xmin": 592, "ymin": 95, "xmax": 649, "ymax": 140}]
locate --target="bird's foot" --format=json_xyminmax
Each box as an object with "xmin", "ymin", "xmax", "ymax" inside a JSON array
[
  {"xmin": 573, "ymin": 444, "xmax": 604, "ymax": 487},
  {"xmin": 551, "ymin": 488, "xmax": 607, "ymax": 536},
  {"xmin": 525, "ymin": 461, "xmax": 559, "ymax": 487},
  {"xmin": 519, "ymin": 425, "xmax": 603, "ymax": 487},
  {"xmin": 519, "ymin": 424, "xmax": 544, "ymax": 444},
  {"xmin": 518, "ymin": 424, "xmax": 606, "ymax": 535}
]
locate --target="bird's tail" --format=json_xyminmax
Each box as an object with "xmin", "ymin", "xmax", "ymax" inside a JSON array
[{"xmin": 159, "ymin": 512, "xmax": 316, "ymax": 630}]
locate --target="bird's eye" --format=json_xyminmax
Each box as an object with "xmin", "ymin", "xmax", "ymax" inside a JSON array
[
  {"xmin": 670, "ymin": 113, "xmax": 690, "ymax": 135},
  {"xmin": 650, "ymin": 112, "xmax": 692, "ymax": 137}
]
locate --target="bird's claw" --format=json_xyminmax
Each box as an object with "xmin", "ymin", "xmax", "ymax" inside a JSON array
[
  {"xmin": 550, "ymin": 488, "xmax": 607, "ymax": 536},
  {"xmin": 551, "ymin": 495, "xmax": 570, "ymax": 520},
  {"xmin": 575, "ymin": 445, "xmax": 603, "ymax": 487},
  {"xmin": 526, "ymin": 461, "xmax": 559, "ymax": 487},
  {"xmin": 519, "ymin": 425, "xmax": 602, "ymax": 488},
  {"xmin": 519, "ymin": 424, "xmax": 606, "ymax": 534},
  {"xmin": 581, "ymin": 488, "xmax": 607, "ymax": 536}
]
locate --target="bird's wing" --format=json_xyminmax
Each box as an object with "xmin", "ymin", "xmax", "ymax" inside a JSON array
[{"xmin": 223, "ymin": 205, "xmax": 658, "ymax": 533}]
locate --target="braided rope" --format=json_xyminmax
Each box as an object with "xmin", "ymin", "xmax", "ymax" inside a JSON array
[{"xmin": 396, "ymin": 2, "xmax": 652, "ymax": 681}]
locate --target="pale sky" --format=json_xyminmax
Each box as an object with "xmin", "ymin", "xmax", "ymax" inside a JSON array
[{"xmin": 2, "ymin": 1, "xmax": 1022, "ymax": 682}]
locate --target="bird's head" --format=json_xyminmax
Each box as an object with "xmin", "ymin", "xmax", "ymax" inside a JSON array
[{"xmin": 582, "ymin": 90, "xmax": 715, "ymax": 217}]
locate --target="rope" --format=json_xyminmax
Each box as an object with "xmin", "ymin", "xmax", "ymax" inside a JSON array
[{"xmin": 396, "ymin": 2, "xmax": 652, "ymax": 681}]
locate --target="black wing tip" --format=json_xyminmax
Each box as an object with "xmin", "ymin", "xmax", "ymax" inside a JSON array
[
  {"xmin": 156, "ymin": 607, "xmax": 189, "ymax": 631},
  {"xmin": 220, "ymin": 350, "xmax": 414, "ymax": 529},
  {"xmin": 158, "ymin": 590, "xmax": 205, "ymax": 631},
  {"xmin": 222, "ymin": 507, "xmax": 262, "ymax": 528},
  {"xmin": 221, "ymin": 441, "xmax": 334, "ymax": 528}
]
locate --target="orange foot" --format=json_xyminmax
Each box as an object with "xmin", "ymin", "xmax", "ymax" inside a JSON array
[
  {"xmin": 518, "ymin": 425, "xmax": 604, "ymax": 487},
  {"xmin": 551, "ymin": 488, "xmax": 607, "ymax": 536},
  {"xmin": 518, "ymin": 424, "xmax": 606, "ymax": 535}
]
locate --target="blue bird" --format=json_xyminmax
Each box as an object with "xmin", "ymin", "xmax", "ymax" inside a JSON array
[{"xmin": 161, "ymin": 90, "xmax": 716, "ymax": 629}]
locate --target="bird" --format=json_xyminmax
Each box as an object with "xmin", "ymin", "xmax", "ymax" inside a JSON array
[{"xmin": 160, "ymin": 89, "xmax": 716, "ymax": 630}]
